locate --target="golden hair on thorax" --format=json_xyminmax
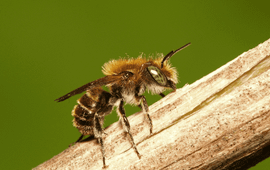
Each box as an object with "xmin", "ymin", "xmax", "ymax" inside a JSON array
[{"xmin": 102, "ymin": 53, "xmax": 178, "ymax": 84}]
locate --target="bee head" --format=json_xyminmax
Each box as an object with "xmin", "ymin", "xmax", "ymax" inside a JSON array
[
  {"xmin": 145, "ymin": 64, "xmax": 176, "ymax": 92},
  {"xmin": 145, "ymin": 43, "xmax": 191, "ymax": 93}
]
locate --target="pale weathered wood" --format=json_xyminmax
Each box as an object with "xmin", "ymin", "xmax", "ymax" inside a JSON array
[{"xmin": 34, "ymin": 39, "xmax": 270, "ymax": 170}]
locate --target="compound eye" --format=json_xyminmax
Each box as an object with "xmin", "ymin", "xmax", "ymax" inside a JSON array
[{"xmin": 147, "ymin": 66, "xmax": 167, "ymax": 86}]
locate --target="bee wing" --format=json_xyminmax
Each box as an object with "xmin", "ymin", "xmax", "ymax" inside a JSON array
[{"xmin": 55, "ymin": 75, "xmax": 121, "ymax": 102}]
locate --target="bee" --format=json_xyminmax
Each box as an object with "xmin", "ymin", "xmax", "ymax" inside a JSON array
[{"xmin": 55, "ymin": 43, "xmax": 191, "ymax": 168}]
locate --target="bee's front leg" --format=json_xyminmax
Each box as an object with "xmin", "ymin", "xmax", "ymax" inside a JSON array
[{"xmin": 136, "ymin": 95, "xmax": 152, "ymax": 135}]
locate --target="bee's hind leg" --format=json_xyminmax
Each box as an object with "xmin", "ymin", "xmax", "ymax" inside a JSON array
[{"xmin": 69, "ymin": 134, "xmax": 84, "ymax": 147}]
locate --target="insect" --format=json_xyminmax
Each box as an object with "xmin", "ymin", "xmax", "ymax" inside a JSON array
[{"xmin": 55, "ymin": 43, "xmax": 191, "ymax": 168}]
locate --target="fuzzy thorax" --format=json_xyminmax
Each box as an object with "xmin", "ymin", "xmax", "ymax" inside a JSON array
[{"xmin": 102, "ymin": 54, "xmax": 178, "ymax": 84}]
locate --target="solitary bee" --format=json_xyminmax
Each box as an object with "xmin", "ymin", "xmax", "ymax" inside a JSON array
[{"xmin": 55, "ymin": 43, "xmax": 191, "ymax": 168}]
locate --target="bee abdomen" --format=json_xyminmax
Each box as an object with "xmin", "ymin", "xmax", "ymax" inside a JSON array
[
  {"xmin": 72, "ymin": 92, "xmax": 100, "ymax": 135},
  {"xmin": 72, "ymin": 87, "xmax": 113, "ymax": 136}
]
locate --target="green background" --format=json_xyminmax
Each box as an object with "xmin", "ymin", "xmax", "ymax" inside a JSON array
[{"xmin": 1, "ymin": 1, "xmax": 269, "ymax": 169}]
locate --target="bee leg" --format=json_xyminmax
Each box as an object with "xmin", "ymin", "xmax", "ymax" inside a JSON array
[
  {"xmin": 136, "ymin": 95, "xmax": 152, "ymax": 134},
  {"xmin": 81, "ymin": 135, "xmax": 95, "ymax": 142},
  {"xmin": 118, "ymin": 100, "xmax": 141, "ymax": 159},
  {"xmin": 98, "ymin": 137, "xmax": 107, "ymax": 169},
  {"xmin": 159, "ymin": 93, "xmax": 165, "ymax": 98},
  {"xmin": 137, "ymin": 104, "xmax": 142, "ymax": 110},
  {"xmin": 93, "ymin": 113, "xmax": 107, "ymax": 168},
  {"xmin": 69, "ymin": 134, "xmax": 84, "ymax": 147}
]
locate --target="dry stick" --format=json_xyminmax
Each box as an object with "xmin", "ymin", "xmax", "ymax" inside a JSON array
[{"xmin": 34, "ymin": 39, "xmax": 270, "ymax": 170}]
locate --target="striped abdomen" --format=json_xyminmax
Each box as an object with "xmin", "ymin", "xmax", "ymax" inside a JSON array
[{"xmin": 72, "ymin": 87, "xmax": 113, "ymax": 136}]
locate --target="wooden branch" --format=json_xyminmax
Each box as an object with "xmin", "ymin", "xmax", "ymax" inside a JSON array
[{"xmin": 34, "ymin": 39, "xmax": 270, "ymax": 170}]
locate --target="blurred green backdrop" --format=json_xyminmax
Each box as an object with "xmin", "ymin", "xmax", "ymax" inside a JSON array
[{"xmin": 1, "ymin": 1, "xmax": 269, "ymax": 169}]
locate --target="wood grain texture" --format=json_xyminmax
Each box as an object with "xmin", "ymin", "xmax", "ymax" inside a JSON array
[{"xmin": 34, "ymin": 38, "xmax": 270, "ymax": 170}]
